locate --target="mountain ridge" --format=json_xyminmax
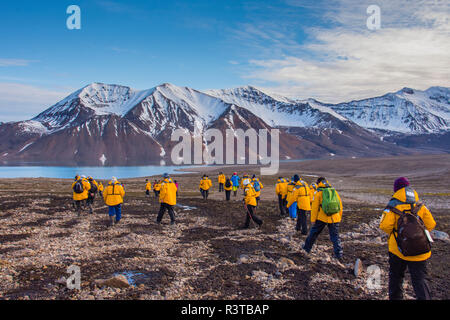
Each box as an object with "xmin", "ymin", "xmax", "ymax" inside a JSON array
[{"xmin": 0, "ymin": 83, "xmax": 448, "ymax": 166}]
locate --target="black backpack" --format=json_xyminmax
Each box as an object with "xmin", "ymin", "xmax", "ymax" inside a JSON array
[
  {"xmin": 73, "ymin": 180, "xmax": 84, "ymax": 194},
  {"xmin": 89, "ymin": 179, "xmax": 98, "ymax": 193},
  {"xmin": 225, "ymin": 179, "xmax": 232, "ymax": 188},
  {"xmin": 387, "ymin": 202, "xmax": 431, "ymax": 256}
]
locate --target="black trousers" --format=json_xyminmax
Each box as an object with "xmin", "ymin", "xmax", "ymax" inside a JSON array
[
  {"xmin": 157, "ymin": 203, "xmax": 175, "ymax": 223},
  {"xmin": 296, "ymin": 209, "xmax": 309, "ymax": 234},
  {"xmin": 219, "ymin": 183, "xmax": 224, "ymax": 192},
  {"xmin": 201, "ymin": 189, "xmax": 209, "ymax": 200},
  {"xmin": 73, "ymin": 200, "xmax": 85, "ymax": 215},
  {"xmin": 389, "ymin": 252, "xmax": 431, "ymax": 300},
  {"xmin": 244, "ymin": 205, "xmax": 263, "ymax": 228},
  {"xmin": 278, "ymin": 194, "xmax": 285, "ymax": 215},
  {"xmin": 225, "ymin": 190, "xmax": 231, "ymax": 201}
]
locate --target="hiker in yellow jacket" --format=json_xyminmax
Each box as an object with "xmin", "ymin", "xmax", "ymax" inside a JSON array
[
  {"xmin": 156, "ymin": 173, "xmax": 177, "ymax": 225},
  {"xmin": 153, "ymin": 180, "xmax": 161, "ymax": 198},
  {"xmin": 72, "ymin": 175, "xmax": 91, "ymax": 216},
  {"xmin": 251, "ymin": 175, "xmax": 263, "ymax": 205},
  {"xmin": 275, "ymin": 177, "xmax": 288, "ymax": 216},
  {"xmin": 309, "ymin": 183, "xmax": 318, "ymax": 204},
  {"xmin": 242, "ymin": 179, "xmax": 263, "ymax": 229},
  {"xmin": 103, "ymin": 177, "xmax": 125, "ymax": 226},
  {"xmin": 199, "ymin": 175, "xmax": 212, "ymax": 200},
  {"xmin": 86, "ymin": 176, "xmax": 98, "ymax": 214},
  {"xmin": 98, "ymin": 182, "xmax": 104, "ymax": 197},
  {"xmin": 218, "ymin": 172, "xmax": 226, "ymax": 192},
  {"xmin": 286, "ymin": 175, "xmax": 311, "ymax": 235},
  {"xmin": 303, "ymin": 177, "xmax": 343, "ymax": 260},
  {"xmin": 224, "ymin": 177, "xmax": 233, "ymax": 201},
  {"xmin": 145, "ymin": 179, "xmax": 152, "ymax": 197},
  {"xmin": 285, "ymin": 178, "xmax": 296, "ymax": 218},
  {"xmin": 379, "ymin": 177, "xmax": 436, "ymax": 300}
]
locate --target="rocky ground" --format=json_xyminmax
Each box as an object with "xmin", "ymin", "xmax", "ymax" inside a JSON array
[{"xmin": 0, "ymin": 155, "xmax": 449, "ymax": 300}]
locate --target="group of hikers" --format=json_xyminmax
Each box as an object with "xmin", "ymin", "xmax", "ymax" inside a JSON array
[
  {"xmin": 71, "ymin": 175, "xmax": 124, "ymax": 226},
  {"xmin": 71, "ymin": 172, "xmax": 437, "ymax": 300}
]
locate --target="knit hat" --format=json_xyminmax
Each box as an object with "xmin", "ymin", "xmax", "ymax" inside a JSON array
[
  {"xmin": 163, "ymin": 173, "xmax": 169, "ymax": 178},
  {"xmin": 292, "ymin": 174, "xmax": 300, "ymax": 182},
  {"xmin": 394, "ymin": 177, "xmax": 410, "ymax": 192}
]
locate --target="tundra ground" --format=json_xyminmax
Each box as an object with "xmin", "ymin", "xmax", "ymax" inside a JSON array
[{"xmin": 0, "ymin": 155, "xmax": 449, "ymax": 300}]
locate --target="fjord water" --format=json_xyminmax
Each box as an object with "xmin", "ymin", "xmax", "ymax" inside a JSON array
[{"xmin": 0, "ymin": 165, "xmax": 193, "ymax": 179}]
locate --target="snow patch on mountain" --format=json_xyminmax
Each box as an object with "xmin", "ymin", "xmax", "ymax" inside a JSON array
[{"xmin": 18, "ymin": 120, "xmax": 48, "ymax": 135}]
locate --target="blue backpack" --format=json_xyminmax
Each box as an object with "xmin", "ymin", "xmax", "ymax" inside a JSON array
[{"xmin": 253, "ymin": 180, "xmax": 261, "ymax": 192}]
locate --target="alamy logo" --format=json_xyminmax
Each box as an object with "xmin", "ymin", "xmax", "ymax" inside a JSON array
[
  {"xmin": 366, "ymin": 5, "xmax": 381, "ymax": 30},
  {"xmin": 66, "ymin": 265, "xmax": 81, "ymax": 290},
  {"xmin": 366, "ymin": 264, "xmax": 382, "ymax": 291},
  {"xmin": 66, "ymin": 5, "xmax": 81, "ymax": 30},
  {"xmin": 171, "ymin": 128, "xmax": 280, "ymax": 175}
]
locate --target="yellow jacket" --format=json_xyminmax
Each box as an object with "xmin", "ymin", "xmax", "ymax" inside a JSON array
[
  {"xmin": 275, "ymin": 179, "xmax": 288, "ymax": 197},
  {"xmin": 309, "ymin": 184, "xmax": 317, "ymax": 203},
  {"xmin": 199, "ymin": 177, "xmax": 212, "ymax": 191},
  {"xmin": 311, "ymin": 181, "xmax": 343, "ymax": 224},
  {"xmin": 72, "ymin": 178, "xmax": 91, "ymax": 201},
  {"xmin": 145, "ymin": 182, "xmax": 152, "ymax": 191},
  {"xmin": 153, "ymin": 182, "xmax": 161, "ymax": 191},
  {"xmin": 287, "ymin": 180, "xmax": 311, "ymax": 211},
  {"xmin": 103, "ymin": 181, "xmax": 125, "ymax": 206},
  {"xmin": 218, "ymin": 174, "xmax": 226, "ymax": 184},
  {"xmin": 98, "ymin": 183, "xmax": 104, "ymax": 192},
  {"xmin": 244, "ymin": 185, "xmax": 257, "ymax": 206},
  {"xmin": 241, "ymin": 176, "xmax": 251, "ymax": 189},
  {"xmin": 380, "ymin": 187, "xmax": 436, "ymax": 261},
  {"xmin": 160, "ymin": 178, "xmax": 177, "ymax": 205},
  {"xmin": 285, "ymin": 182, "xmax": 296, "ymax": 206},
  {"xmin": 88, "ymin": 179, "xmax": 98, "ymax": 193},
  {"xmin": 224, "ymin": 180, "xmax": 233, "ymax": 191}
]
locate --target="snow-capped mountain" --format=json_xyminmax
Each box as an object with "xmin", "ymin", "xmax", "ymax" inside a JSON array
[
  {"xmin": 328, "ymin": 87, "xmax": 450, "ymax": 134},
  {"xmin": 0, "ymin": 83, "xmax": 448, "ymax": 166},
  {"xmin": 206, "ymin": 86, "xmax": 349, "ymax": 128}
]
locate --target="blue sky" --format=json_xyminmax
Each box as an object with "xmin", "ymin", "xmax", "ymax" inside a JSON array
[{"xmin": 1, "ymin": 0, "xmax": 449, "ymax": 121}]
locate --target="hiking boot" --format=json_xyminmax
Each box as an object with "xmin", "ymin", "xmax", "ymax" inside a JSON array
[
  {"xmin": 302, "ymin": 245, "xmax": 310, "ymax": 254},
  {"xmin": 170, "ymin": 220, "xmax": 175, "ymax": 225},
  {"xmin": 115, "ymin": 219, "xmax": 120, "ymax": 225},
  {"xmin": 108, "ymin": 216, "xmax": 115, "ymax": 227}
]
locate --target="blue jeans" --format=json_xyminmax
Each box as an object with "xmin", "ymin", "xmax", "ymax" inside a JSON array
[
  {"xmin": 108, "ymin": 204, "xmax": 122, "ymax": 222},
  {"xmin": 303, "ymin": 220, "xmax": 343, "ymax": 258}
]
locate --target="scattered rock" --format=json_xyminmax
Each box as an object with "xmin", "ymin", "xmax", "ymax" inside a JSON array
[
  {"xmin": 95, "ymin": 275, "xmax": 130, "ymax": 288},
  {"xmin": 279, "ymin": 257, "xmax": 295, "ymax": 266},
  {"xmin": 354, "ymin": 258, "xmax": 363, "ymax": 277},
  {"xmin": 431, "ymin": 230, "xmax": 449, "ymax": 241},
  {"xmin": 56, "ymin": 276, "xmax": 67, "ymax": 286},
  {"xmin": 238, "ymin": 254, "xmax": 249, "ymax": 264}
]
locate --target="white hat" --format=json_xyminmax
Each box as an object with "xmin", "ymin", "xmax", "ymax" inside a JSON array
[
  {"xmin": 81, "ymin": 175, "xmax": 86, "ymax": 178},
  {"xmin": 111, "ymin": 176, "xmax": 117, "ymax": 182}
]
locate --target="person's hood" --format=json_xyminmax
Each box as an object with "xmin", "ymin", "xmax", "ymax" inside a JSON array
[
  {"xmin": 108, "ymin": 180, "xmax": 120, "ymax": 185},
  {"xmin": 392, "ymin": 186, "xmax": 418, "ymax": 204},
  {"xmin": 318, "ymin": 180, "xmax": 331, "ymax": 188}
]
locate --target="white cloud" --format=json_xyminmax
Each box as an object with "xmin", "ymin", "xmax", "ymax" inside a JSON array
[
  {"xmin": 242, "ymin": 0, "xmax": 450, "ymax": 102},
  {"xmin": 0, "ymin": 83, "xmax": 70, "ymax": 122},
  {"xmin": 0, "ymin": 58, "xmax": 38, "ymax": 67}
]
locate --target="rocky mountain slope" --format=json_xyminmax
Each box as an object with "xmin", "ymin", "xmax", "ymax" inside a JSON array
[{"xmin": 0, "ymin": 83, "xmax": 448, "ymax": 166}]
